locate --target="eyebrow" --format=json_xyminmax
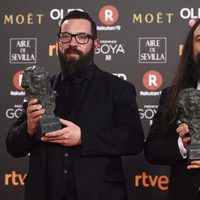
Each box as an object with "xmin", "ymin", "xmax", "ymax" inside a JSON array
[{"xmin": 194, "ymin": 34, "xmax": 200, "ymax": 40}]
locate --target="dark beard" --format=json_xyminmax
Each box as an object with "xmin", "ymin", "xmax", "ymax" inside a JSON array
[{"xmin": 58, "ymin": 45, "xmax": 94, "ymax": 78}]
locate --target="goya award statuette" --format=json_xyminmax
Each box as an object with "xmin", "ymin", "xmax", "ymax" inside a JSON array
[
  {"xmin": 177, "ymin": 87, "xmax": 200, "ymax": 160},
  {"xmin": 21, "ymin": 65, "xmax": 61, "ymax": 135}
]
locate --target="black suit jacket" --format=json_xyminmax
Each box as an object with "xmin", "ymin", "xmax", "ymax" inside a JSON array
[
  {"xmin": 6, "ymin": 65, "xmax": 144, "ymax": 200},
  {"xmin": 144, "ymin": 87, "xmax": 200, "ymax": 200}
]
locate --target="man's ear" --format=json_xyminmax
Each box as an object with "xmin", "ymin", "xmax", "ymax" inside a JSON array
[{"xmin": 93, "ymin": 39, "xmax": 100, "ymax": 52}]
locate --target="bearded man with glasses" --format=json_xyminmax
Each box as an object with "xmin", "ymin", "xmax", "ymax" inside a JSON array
[{"xmin": 6, "ymin": 10, "xmax": 144, "ymax": 200}]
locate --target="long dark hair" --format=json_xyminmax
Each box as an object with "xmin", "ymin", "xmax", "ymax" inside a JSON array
[{"xmin": 164, "ymin": 19, "xmax": 200, "ymax": 122}]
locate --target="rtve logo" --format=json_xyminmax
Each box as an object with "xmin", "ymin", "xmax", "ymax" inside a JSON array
[
  {"xmin": 143, "ymin": 70, "xmax": 163, "ymax": 91},
  {"xmin": 13, "ymin": 70, "xmax": 24, "ymax": 90},
  {"xmin": 5, "ymin": 171, "xmax": 27, "ymax": 186},
  {"xmin": 99, "ymin": 5, "xmax": 119, "ymax": 25},
  {"xmin": 135, "ymin": 172, "xmax": 169, "ymax": 190}
]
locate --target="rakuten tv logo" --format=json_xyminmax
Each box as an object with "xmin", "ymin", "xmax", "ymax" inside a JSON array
[
  {"xmin": 99, "ymin": 5, "xmax": 119, "ymax": 25},
  {"xmin": 140, "ymin": 70, "xmax": 162, "ymax": 96},
  {"xmin": 10, "ymin": 70, "xmax": 25, "ymax": 96},
  {"xmin": 143, "ymin": 70, "xmax": 163, "ymax": 90},
  {"xmin": 13, "ymin": 70, "xmax": 24, "ymax": 90}
]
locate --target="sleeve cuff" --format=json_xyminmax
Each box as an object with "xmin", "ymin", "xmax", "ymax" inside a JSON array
[{"xmin": 178, "ymin": 136, "xmax": 187, "ymax": 159}]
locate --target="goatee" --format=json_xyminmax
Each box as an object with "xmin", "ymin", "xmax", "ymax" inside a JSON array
[{"xmin": 58, "ymin": 45, "xmax": 94, "ymax": 78}]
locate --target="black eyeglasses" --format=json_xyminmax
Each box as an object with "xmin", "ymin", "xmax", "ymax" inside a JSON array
[{"xmin": 58, "ymin": 32, "xmax": 94, "ymax": 44}]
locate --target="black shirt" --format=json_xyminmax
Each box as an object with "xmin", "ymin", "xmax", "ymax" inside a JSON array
[{"xmin": 46, "ymin": 64, "xmax": 95, "ymax": 200}]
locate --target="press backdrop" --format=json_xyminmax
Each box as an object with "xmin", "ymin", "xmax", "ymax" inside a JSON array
[{"xmin": 1, "ymin": 0, "xmax": 198, "ymax": 199}]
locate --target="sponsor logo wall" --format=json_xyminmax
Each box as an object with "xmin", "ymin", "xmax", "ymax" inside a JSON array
[{"xmin": 1, "ymin": 1, "xmax": 198, "ymax": 199}]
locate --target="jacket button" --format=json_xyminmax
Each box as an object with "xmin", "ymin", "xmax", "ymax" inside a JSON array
[{"xmin": 64, "ymin": 153, "xmax": 69, "ymax": 157}]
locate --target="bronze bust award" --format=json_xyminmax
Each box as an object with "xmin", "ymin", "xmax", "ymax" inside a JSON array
[
  {"xmin": 21, "ymin": 65, "xmax": 61, "ymax": 135},
  {"xmin": 177, "ymin": 87, "xmax": 200, "ymax": 160}
]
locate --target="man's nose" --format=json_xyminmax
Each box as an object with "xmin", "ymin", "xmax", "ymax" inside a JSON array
[{"xmin": 68, "ymin": 36, "xmax": 78, "ymax": 46}]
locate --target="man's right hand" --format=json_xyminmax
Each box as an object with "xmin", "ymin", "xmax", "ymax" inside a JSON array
[
  {"xmin": 27, "ymin": 99, "xmax": 45, "ymax": 136},
  {"xmin": 176, "ymin": 123, "xmax": 191, "ymax": 148}
]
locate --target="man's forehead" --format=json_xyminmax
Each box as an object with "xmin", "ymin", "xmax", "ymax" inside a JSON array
[{"xmin": 61, "ymin": 18, "xmax": 91, "ymax": 29}]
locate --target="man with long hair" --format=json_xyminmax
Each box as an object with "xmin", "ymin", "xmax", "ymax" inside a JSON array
[
  {"xmin": 144, "ymin": 19, "xmax": 200, "ymax": 200},
  {"xmin": 6, "ymin": 10, "xmax": 144, "ymax": 200}
]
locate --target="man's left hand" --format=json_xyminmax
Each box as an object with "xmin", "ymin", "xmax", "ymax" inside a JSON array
[
  {"xmin": 187, "ymin": 160, "xmax": 200, "ymax": 169},
  {"xmin": 41, "ymin": 118, "xmax": 81, "ymax": 146}
]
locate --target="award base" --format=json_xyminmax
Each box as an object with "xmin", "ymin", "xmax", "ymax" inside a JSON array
[
  {"xmin": 39, "ymin": 116, "xmax": 61, "ymax": 135},
  {"xmin": 188, "ymin": 144, "xmax": 200, "ymax": 160}
]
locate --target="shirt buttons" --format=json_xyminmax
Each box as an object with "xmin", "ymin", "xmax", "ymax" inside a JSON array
[
  {"xmin": 64, "ymin": 170, "xmax": 68, "ymax": 174},
  {"xmin": 64, "ymin": 153, "xmax": 69, "ymax": 157}
]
